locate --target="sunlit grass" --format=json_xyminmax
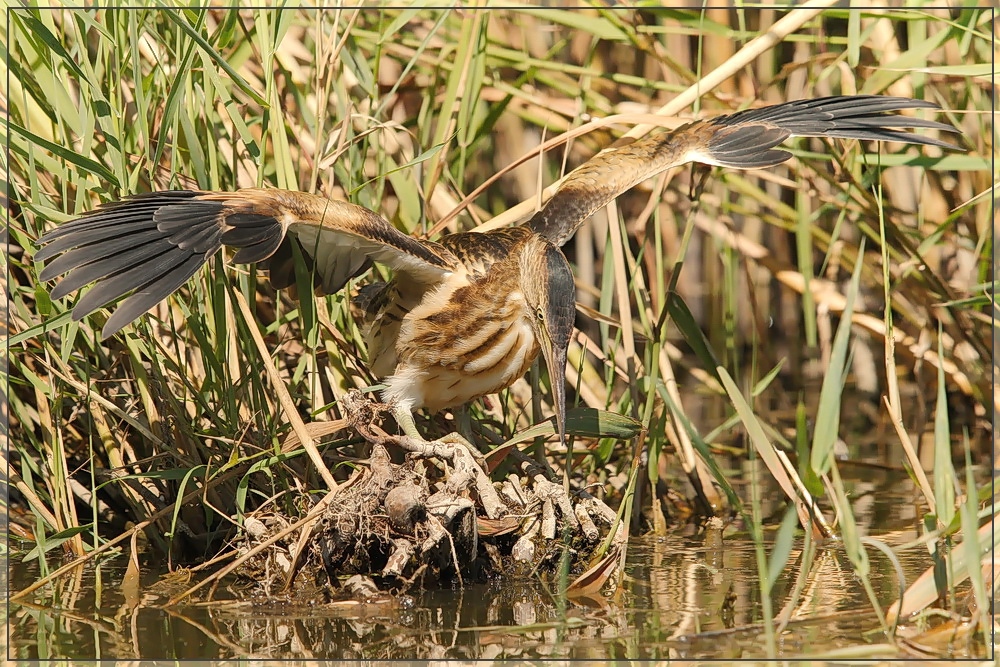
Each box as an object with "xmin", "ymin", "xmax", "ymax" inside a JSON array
[{"xmin": 5, "ymin": 5, "xmax": 994, "ymax": 659}]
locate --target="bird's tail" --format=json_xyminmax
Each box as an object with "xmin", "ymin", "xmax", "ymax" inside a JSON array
[{"xmin": 528, "ymin": 95, "xmax": 961, "ymax": 247}]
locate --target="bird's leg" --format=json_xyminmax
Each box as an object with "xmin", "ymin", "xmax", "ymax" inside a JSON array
[{"xmin": 391, "ymin": 404, "xmax": 428, "ymax": 441}]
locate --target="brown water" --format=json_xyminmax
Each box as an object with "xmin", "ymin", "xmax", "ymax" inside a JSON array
[{"xmin": 6, "ymin": 463, "xmax": 988, "ymax": 661}]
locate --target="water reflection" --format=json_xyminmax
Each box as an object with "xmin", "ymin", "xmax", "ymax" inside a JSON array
[{"xmin": 7, "ymin": 464, "xmax": 984, "ymax": 660}]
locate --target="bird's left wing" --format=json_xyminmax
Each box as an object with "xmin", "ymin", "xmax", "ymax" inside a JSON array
[{"xmin": 35, "ymin": 188, "xmax": 458, "ymax": 338}]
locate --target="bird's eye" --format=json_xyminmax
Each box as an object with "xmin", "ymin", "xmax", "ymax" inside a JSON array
[{"xmin": 536, "ymin": 308, "xmax": 545, "ymax": 320}]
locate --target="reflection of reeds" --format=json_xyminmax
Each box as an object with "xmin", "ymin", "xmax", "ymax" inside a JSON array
[{"xmin": 7, "ymin": 6, "xmax": 993, "ymax": 658}]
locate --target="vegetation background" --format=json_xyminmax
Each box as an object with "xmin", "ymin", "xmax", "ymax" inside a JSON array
[{"xmin": 4, "ymin": 4, "xmax": 995, "ymax": 659}]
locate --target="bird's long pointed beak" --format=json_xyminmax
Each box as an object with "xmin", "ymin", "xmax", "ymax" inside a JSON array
[{"xmin": 539, "ymin": 330, "xmax": 568, "ymax": 450}]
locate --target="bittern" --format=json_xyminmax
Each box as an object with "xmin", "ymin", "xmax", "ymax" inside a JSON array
[{"xmin": 35, "ymin": 96, "xmax": 958, "ymax": 450}]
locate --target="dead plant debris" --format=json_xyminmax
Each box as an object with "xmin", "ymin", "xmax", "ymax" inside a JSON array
[{"xmin": 232, "ymin": 392, "xmax": 625, "ymax": 602}]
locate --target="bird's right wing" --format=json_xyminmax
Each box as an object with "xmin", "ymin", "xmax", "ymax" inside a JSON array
[
  {"xmin": 528, "ymin": 95, "xmax": 962, "ymax": 247},
  {"xmin": 35, "ymin": 188, "xmax": 459, "ymax": 338}
]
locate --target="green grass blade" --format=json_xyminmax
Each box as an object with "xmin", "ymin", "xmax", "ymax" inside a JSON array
[{"xmin": 810, "ymin": 239, "xmax": 865, "ymax": 476}]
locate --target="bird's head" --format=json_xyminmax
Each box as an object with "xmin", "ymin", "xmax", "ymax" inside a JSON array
[{"xmin": 520, "ymin": 239, "xmax": 575, "ymax": 448}]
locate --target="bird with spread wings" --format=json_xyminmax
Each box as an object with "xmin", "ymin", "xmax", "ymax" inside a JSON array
[{"xmin": 35, "ymin": 96, "xmax": 959, "ymax": 449}]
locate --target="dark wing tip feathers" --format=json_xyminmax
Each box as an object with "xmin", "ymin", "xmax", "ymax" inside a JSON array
[
  {"xmin": 711, "ymin": 95, "xmax": 960, "ymax": 151},
  {"xmin": 35, "ymin": 190, "xmax": 235, "ymax": 338}
]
